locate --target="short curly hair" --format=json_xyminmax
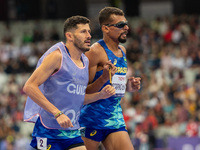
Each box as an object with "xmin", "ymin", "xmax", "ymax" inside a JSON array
[
  {"xmin": 99, "ymin": 7, "xmax": 124, "ymax": 26},
  {"xmin": 63, "ymin": 15, "xmax": 90, "ymax": 34}
]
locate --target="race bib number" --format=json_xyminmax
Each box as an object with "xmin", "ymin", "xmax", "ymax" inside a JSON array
[
  {"xmin": 112, "ymin": 75, "xmax": 126, "ymax": 97},
  {"xmin": 36, "ymin": 137, "xmax": 47, "ymax": 150}
]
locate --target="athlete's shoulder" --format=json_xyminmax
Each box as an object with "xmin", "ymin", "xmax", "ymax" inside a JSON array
[
  {"xmin": 86, "ymin": 42, "xmax": 104, "ymax": 57},
  {"xmin": 91, "ymin": 42, "xmax": 105, "ymax": 51},
  {"xmin": 49, "ymin": 49, "xmax": 62, "ymax": 58},
  {"xmin": 43, "ymin": 49, "xmax": 62, "ymax": 68}
]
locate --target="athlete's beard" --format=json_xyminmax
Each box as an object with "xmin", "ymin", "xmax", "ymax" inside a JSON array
[
  {"xmin": 118, "ymin": 36, "xmax": 127, "ymax": 43},
  {"xmin": 74, "ymin": 35, "xmax": 90, "ymax": 52},
  {"xmin": 118, "ymin": 32, "xmax": 127, "ymax": 43}
]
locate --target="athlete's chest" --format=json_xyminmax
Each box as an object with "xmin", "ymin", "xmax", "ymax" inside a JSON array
[{"xmin": 98, "ymin": 48, "xmax": 124, "ymax": 66}]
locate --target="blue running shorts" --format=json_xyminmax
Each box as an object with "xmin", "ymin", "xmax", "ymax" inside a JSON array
[
  {"xmin": 30, "ymin": 136, "xmax": 84, "ymax": 150},
  {"xmin": 80, "ymin": 126, "xmax": 127, "ymax": 142}
]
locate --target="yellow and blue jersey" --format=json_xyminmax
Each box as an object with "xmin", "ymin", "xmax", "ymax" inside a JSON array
[{"xmin": 79, "ymin": 39, "xmax": 128, "ymax": 129}]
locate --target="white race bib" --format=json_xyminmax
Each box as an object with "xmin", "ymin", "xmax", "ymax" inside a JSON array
[
  {"xmin": 112, "ymin": 74, "xmax": 126, "ymax": 97},
  {"xmin": 36, "ymin": 137, "xmax": 47, "ymax": 150}
]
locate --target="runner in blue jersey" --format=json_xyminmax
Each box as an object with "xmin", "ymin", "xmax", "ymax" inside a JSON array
[
  {"xmin": 23, "ymin": 16, "xmax": 115, "ymax": 150},
  {"xmin": 79, "ymin": 7, "xmax": 141, "ymax": 150}
]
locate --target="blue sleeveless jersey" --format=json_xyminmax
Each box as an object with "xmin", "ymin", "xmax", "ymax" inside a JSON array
[{"xmin": 79, "ymin": 40, "xmax": 127, "ymax": 129}]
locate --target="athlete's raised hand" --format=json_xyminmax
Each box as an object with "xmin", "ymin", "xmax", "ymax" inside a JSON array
[
  {"xmin": 126, "ymin": 77, "xmax": 141, "ymax": 92},
  {"xmin": 102, "ymin": 60, "xmax": 117, "ymax": 82}
]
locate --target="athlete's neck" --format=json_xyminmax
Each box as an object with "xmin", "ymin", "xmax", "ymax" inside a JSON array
[
  {"xmin": 103, "ymin": 38, "xmax": 120, "ymax": 51},
  {"xmin": 65, "ymin": 43, "xmax": 82, "ymax": 61}
]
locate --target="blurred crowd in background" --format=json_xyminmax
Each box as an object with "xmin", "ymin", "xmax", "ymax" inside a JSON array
[{"xmin": 1, "ymin": 14, "xmax": 200, "ymax": 150}]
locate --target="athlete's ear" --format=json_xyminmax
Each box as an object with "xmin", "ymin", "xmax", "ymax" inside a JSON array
[
  {"xmin": 65, "ymin": 32, "xmax": 73, "ymax": 41},
  {"xmin": 101, "ymin": 25, "xmax": 109, "ymax": 33}
]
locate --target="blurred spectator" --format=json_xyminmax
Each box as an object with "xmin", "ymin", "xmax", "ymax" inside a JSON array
[
  {"xmin": 1, "ymin": 23, "xmax": 13, "ymax": 44},
  {"xmin": 22, "ymin": 31, "xmax": 33, "ymax": 43},
  {"xmin": 186, "ymin": 117, "xmax": 198, "ymax": 137}
]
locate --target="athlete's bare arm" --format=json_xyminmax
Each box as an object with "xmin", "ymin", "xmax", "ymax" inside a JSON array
[
  {"xmin": 85, "ymin": 42, "xmax": 116, "ymax": 94},
  {"xmin": 84, "ymin": 85, "xmax": 115, "ymax": 105},
  {"xmin": 23, "ymin": 49, "xmax": 73, "ymax": 128}
]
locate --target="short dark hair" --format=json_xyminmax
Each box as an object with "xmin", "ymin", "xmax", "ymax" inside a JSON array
[
  {"xmin": 63, "ymin": 15, "xmax": 90, "ymax": 34},
  {"xmin": 99, "ymin": 7, "xmax": 124, "ymax": 26}
]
